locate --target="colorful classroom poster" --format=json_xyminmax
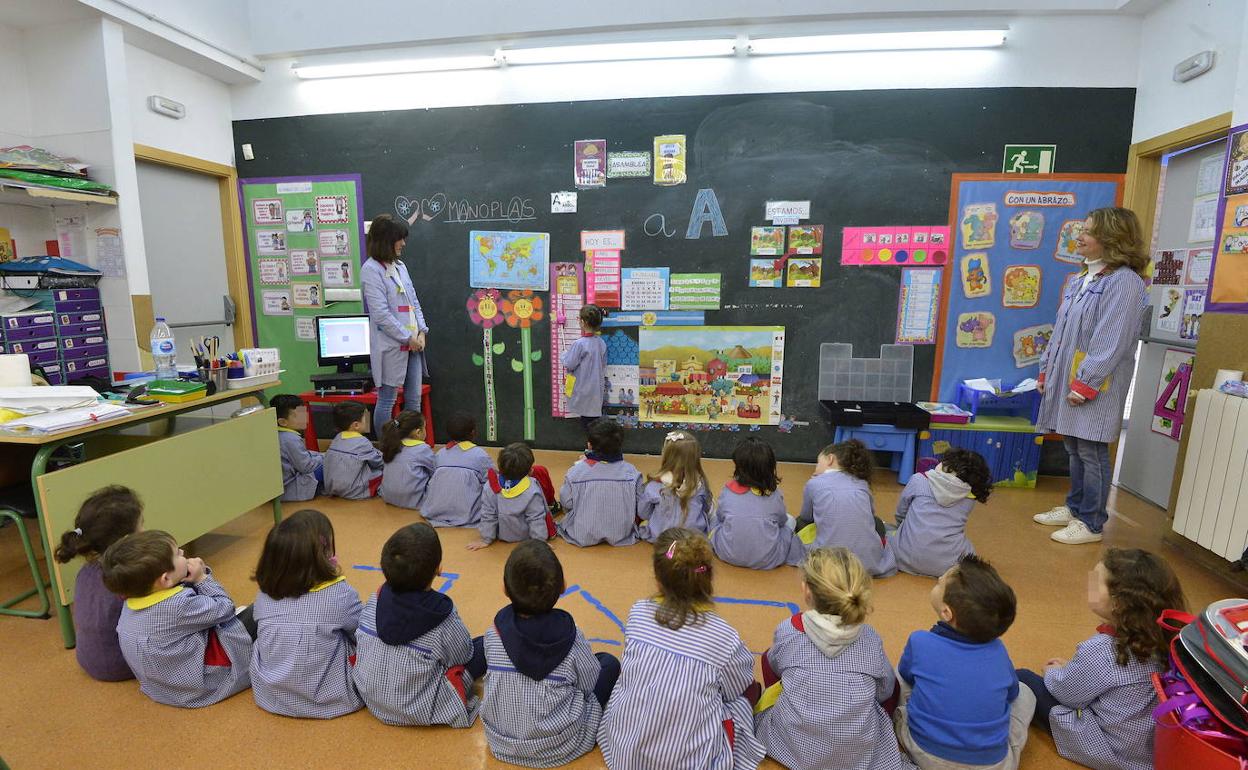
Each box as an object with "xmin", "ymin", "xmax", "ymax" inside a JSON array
[
  {"xmin": 316, "ymin": 195, "xmax": 350, "ymax": 223},
  {"xmin": 1181, "ymin": 288, "xmax": 1205, "ymax": 340},
  {"xmin": 257, "ymin": 230, "xmax": 287, "ymax": 255},
  {"xmin": 1054, "ymin": 219, "xmax": 1084, "ymax": 263},
  {"xmin": 290, "ymin": 250, "xmax": 318, "ymax": 275},
  {"xmin": 638, "ymin": 326, "xmax": 785, "ymax": 425},
  {"xmin": 253, "ymin": 199, "xmax": 283, "ymax": 224},
  {"xmin": 605, "ymin": 365, "xmax": 641, "ymax": 407},
  {"xmin": 601, "ymin": 311, "xmax": 705, "ymax": 327},
  {"xmin": 549, "ymin": 263, "xmax": 584, "ymax": 418},
  {"xmin": 956, "ymin": 312, "xmax": 996, "ymax": 348},
  {"xmin": 751, "ymin": 227, "xmax": 786, "ymax": 255},
  {"xmin": 286, "ymin": 209, "xmax": 314, "ymax": 233},
  {"xmin": 1008, "ymin": 211, "xmax": 1044, "ymax": 249},
  {"xmin": 468, "ymin": 231, "xmax": 550, "ymax": 291},
  {"xmin": 1011, "ymin": 324, "xmax": 1053, "ymax": 367},
  {"xmin": 262, "ymin": 290, "xmax": 293, "ymax": 316},
  {"xmin": 669, "ymin": 273, "xmax": 722, "ymax": 310},
  {"xmin": 787, "ymin": 225, "xmax": 824, "ymax": 255},
  {"xmin": 786, "ymin": 258, "xmax": 822, "ymax": 287},
  {"xmin": 1152, "ymin": 348, "xmax": 1195, "ymax": 438},
  {"xmin": 1002, "ymin": 265, "xmax": 1041, "ymax": 308},
  {"xmin": 1225, "ymin": 127, "xmax": 1248, "ymax": 195},
  {"xmin": 1185, "ymin": 248, "xmax": 1213, "ymax": 284},
  {"xmin": 607, "ymin": 151, "xmax": 650, "ymax": 179},
  {"xmin": 896, "ymin": 268, "xmax": 942, "ymax": 344},
  {"xmin": 1209, "ymin": 189, "xmax": 1248, "ymax": 310},
  {"xmin": 585, "ymin": 250, "xmax": 621, "ymax": 307},
  {"xmin": 295, "ymin": 317, "xmax": 316, "ymax": 341},
  {"xmin": 574, "ymin": 140, "xmax": 607, "ymax": 188},
  {"xmin": 581, "ymin": 230, "xmax": 626, "ymax": 251},
  {"xmin": 318, "ymin": 229, "xmax": 350, "ymax": 256},
  {"xmin": 550, "ymin": 192, "xmax": 577, "ymax": 214},
  {"xmin": 749, "ymin": 259, "xmax": 784, "ymax": 287},
  {"xmin": 653, "ymin": 135, "xmax": 687, "ymax": 186},
  {"xmin": 1153, "ymin": 286, "xmax": 1184, "ymax": 334},
  {"xmin": 960, "ymin": 253, "xmax": 992, "ymax": 298},
  {"xmin": 258, "ymin": 258, "xmax": 289, "ymax": 285},
  {"xmin": 621, "ymin": 268, "xmax": 670, "ymax": 311},
  {"xmin": 960, "ymin": 204, "xmax": 998, "ymax": 249},
  {"xmin": 1152, "ymin": 250, "xmax": 1187, "ymax": 285},
  {"xmin": 322, "ymin": 260, "xmax": 352, "ymax": 287},
  {"xmin": 292, "ymin": 283, "xmax": 323, "ymax": 309},
  {"xmin": 839, "ymin": 226, "xmax": 950, "ymax": 266}
]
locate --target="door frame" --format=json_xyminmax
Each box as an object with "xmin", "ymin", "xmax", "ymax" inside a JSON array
[
  {"xmin": 132, "ymin": 144, "xmax": 254, "ymax": 348},
  {"xmin": 1124, "ymin": 112, "xmax": 1233, "ymax": 241}
]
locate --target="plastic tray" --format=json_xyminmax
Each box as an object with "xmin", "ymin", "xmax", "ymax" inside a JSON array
[{"xmin": 226, "ymin": 370, "xmax": 283, "ymax": 389}]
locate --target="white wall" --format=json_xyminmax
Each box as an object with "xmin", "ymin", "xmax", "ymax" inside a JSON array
[
  {"xmin": 0, "ymin": 23, "xmax": 31, "ymax": 144},
  {"xmin": 1132, "ymin": 0, "xmax": 1245, "ymax": 142},
  {"xmin": 233, "ymin": 14, "xmax": 1142, "ymax": 121},
  {"xmin": 126, "ymin": 44, "xmax": 236, "ymax": 166}
]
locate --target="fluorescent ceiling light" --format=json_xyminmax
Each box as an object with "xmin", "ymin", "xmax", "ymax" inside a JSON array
[
  {"xmin": 500, "ymin": 39, "xmax": 737, "ymax": 65},
  {"xmin": 292, "ymin": 55, "xmax": 498, "ymax": 79},
  {"xmin": 748, "ymin": 30, "xmax": 1007, "ymax": 55}
]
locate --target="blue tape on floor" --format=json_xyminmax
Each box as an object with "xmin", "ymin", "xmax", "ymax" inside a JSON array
[
  {"xmin": 713, "ymin": 595, "xmax": 801, "ymax": 616},
  {"xmin": 352, "ymin": 565, "xmax": 460, "ymax": 594}
]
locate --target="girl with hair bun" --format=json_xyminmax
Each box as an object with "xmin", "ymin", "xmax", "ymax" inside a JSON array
[
  {"xmin": 379, "ymin": 410, "xmax": 435, "ymax": 510},
  {"xmin": 795, "ymin": 439, "xmax": 897, "ymax": 577}
]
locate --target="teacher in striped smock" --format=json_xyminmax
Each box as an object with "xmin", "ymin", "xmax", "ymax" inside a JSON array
[
  {"xmin": 361, "ymin": 214, "xmax": 428, "ymax": 434},
  {"xmin": 1033, "ymin": 208, "xmax": 1148, "ymax": 545}
]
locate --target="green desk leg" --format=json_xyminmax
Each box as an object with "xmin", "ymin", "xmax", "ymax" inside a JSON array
[
  {"xmin": 272, "ymin": 497, "xmax": 282, "ymax": 525},
  {"xmin": 31, "ymin": 441, "xmax": 75, "ymax": 648}
]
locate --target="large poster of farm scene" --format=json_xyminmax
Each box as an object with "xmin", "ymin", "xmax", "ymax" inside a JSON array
[{"xmin": 637, "ymin": 326, "xmax": 785, "ymax": 425}]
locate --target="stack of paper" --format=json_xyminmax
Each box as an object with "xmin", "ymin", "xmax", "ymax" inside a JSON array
[
  {"xmin": 0, "ymin": 386, "xmax": 101, "ymax": 414},
  {"xmin": 0, "ymin": 402, "xmax": 128, "ymax": 434}
]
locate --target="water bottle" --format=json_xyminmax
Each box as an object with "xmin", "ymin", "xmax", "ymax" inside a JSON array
[{"xmin": 151, "ymin": 317, "xmax": 177, "ymax": 380}]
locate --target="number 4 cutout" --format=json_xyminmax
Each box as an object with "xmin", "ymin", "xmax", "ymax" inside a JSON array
[{"xmin": 1154, "ymin": 362, "xmax": 1192, "ymax": 440}]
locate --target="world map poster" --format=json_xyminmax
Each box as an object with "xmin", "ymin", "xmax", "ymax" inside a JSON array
[{"xmin": 469, "ymin": 230, "xmax": 550, "ymax": 291}]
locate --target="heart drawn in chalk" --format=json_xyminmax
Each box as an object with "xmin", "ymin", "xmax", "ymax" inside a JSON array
[
  {"xmin": 419, "ymin": 193, "xmax": 447, "ymax": 221},
  {"xmin": 394, "ymin": 195, "xmax": 415, "ymax": 219}
]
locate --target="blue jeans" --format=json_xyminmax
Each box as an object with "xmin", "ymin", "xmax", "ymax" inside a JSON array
[
  {"xmin": 374, "ymin": 352, "xmax": 424, "ymax": 435},
  {"xmin": 1063, "ymin": 435, "xmax": 1111, "ymax": 533}
]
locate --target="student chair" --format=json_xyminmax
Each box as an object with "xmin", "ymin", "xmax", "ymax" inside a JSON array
[{"xmin": 0, "ymin": 483, "xmax": 52, "ymax": 620}]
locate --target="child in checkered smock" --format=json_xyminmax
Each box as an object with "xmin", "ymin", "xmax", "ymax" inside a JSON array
[
  {"xmin": 599, "ymin": 529, "xmax": 766, "ymax": 770},
  {"xmin": 379, "ymin": 410, "xmax": 436, "ymax": 510},
  {"xmin": 102, "ymin": 530, "xmax": 251, "ymax": 708},
  {"xmin": 421, "ymin": 412, "xmax": 496, "ymax": 527},
  {"xmin": 470, "ymin": 540, "xmax": 619, "ymax": 767},
  {"xmin": 711, "ymin": 437, "xmax": 803, "ymax": 570},
  {"xmin": 1017, "ymin": 548, "xmax": 1186, "ymax": 770},
  {"xmin": 467, "ymin": 443, "xmax": 556, "ymax": 551},
  {"xmin": 558, "ymin": 418, "xmax": 643, "ymax": 547},
  {"xmin": 755, "ymin": 547, "xmax": 913, "ymax": 770},
  {"xmin": 353, "ymin": 523, "xmax": 480, "ymax": 727},
  {"xmin": 637, "ymin": 430, "xmax": 714, "ymax": 542},
  {"xmin": 323, "ymin": 401, "xmax": 384, "ymax": 500},
  {"xmin": 250, "ymin": 510, "xmax": 363, "ymax": 719},
  {"xmin": 890, "ymin": 448, "xmax": 991, "ymax": 578},
  {"xmin": 794, "ymin": 440, "xmax": 896, "ymax": 578}
]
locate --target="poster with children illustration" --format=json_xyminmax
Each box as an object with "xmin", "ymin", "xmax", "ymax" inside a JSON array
[
  {"xmin": 956, "ymin": 312, "xmax": 997, "ymax": 348},
  {"xmin": 1153, "ymin": 286, "xmax": 1184, "ymax": 334},
  {"xmin": 257, "ymin": 230, "xmax": 287, "ymax": 255},
  {"xmin": 318, "ymin": 229, "xmax": 350, "ymax": 256},
  {"xmin": 960, "ymin": 252, "xmax": 992, "ymax": 298},
  {"xmin": 1054, "ymin": 219, "xmax": 1084, "ymax": 263},
  {"xmin": 574, "ymin": 140, "xmax": 607, "ymax": 188},
  {"xmin": 1002, "ymin": 265, "xmax": 1042, "ymax": 308},
  {"xmin": 292, "ymin": 282, "xmax": 323, "ymax": 309},
  {"xmin": 322, "ymin": 260, "xmax": 352, "ymax": 287},
  {"xmin": 286, "ymin": 209, "xmax": 314, "ymax": 233},
  {"xmin": 1008, "ymin": 211, "xmax": 1044, "ymax": 249},
  {"xmin": 960, "ymin": 203, "xmax": 998, "ymax": 249},
  {"xmin": 290, "ymin": 250, "xmax": 318, "ymax": 275},
  {"xmin": 253, "ymin": 199, "xmax": 283, "ymax": 225},
  {"xmin": 316, "ymin": 196, "xmax": 350, "ymax": 224}
]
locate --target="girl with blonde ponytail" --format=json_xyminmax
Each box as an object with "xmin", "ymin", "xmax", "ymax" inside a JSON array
[{"xmin": 755, "ymin": 547, "xmax": 909, "ymax": 770}]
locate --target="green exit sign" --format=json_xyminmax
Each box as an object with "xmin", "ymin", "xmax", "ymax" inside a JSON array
[{"xmin": 1004, "ymin": 144, "xmax": 1056, "ymax": 174}]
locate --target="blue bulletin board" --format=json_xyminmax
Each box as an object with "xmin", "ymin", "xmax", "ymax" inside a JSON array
[{"xmin": 933, "ymin": 174, "xmax": 1123, "ymax": 402}]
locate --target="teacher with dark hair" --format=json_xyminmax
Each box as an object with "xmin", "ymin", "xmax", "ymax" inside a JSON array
[
  {"xmin": 361, "ymin": 213, "xmax": 427, "ymax": 433},
  {"xmin": 1033, "ymin": 207, "xmax": 1148, "ymax": 546}
]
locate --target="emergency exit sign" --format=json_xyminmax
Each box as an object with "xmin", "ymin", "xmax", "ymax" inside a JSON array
[{"xmin": 1003, "ymin": 144, "xmax": 1056, "ymax": 174}]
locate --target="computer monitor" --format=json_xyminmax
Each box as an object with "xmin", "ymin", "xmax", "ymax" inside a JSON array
[{"xmin": 315, "ymin": 315, "xmax": 371, "ymax": 373}]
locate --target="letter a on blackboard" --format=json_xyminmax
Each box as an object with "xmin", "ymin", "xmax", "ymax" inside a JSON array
[{"xmin": 686, "ymin": 188, "xmax": 728, "ymax": 239}]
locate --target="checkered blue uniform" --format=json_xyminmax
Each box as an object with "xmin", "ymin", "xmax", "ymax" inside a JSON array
[
  {"xmin": 1041, "ymin": 633, "xmax": 1160, "ymax": 770},
  {"xmin": 479, "ymin": 481, "xmax": 550, "ymax": 545},
  {"xmin": 380, "ymin": 441, "xmax": 437, "ymax": 510},
  {"xmin": 250, "ymin": 578, "xmax": 364, "ymax": 719},
  {"xmin": 421, "ymin": 444, "xmax": 495, "ymax": 526},
  {"xmin": 889, "ymin": 473, "xmax": 976, "ymax": 578},
  {"xmin": 637, "ymin": 480, "xmax": 713, "ymax": 542},
  {"xmin": 755, "ymin": 620, "xmax": 914, "ymax": 770},
  {"xmin": 711, "ymin": 484, "xmax": 803, "ymax": 570},
  {"xmin": 560, "ymin": 334, "xmax": 607, "ymax": 419},
  {"xmin": 352, "ymin": 593, "xmax": 479, "ymax": 727},
  {"xmin": 278, "ymin": 429, "xmax": 323, "ymax": 502},
  {"xmin": 115, "ymin": 575, "xmax": 252, "ymax": 708},
  {"xmin": 323, "ymin": 434, "xmax": 384, "ymax": 500},
  {"xmin": 599, "ymin": 599, "xmax": 766, "ymax": 770},
  {"xmin": 797, "ymin": 471, "xmax": 897, "ymax": 577},
  {"xmin": 558, "ymin": 459, "xmax": 643, "ymax": 547},
  {"xmin": 480, "ymin": 625, "xmax": 603, "ymax": 767}
]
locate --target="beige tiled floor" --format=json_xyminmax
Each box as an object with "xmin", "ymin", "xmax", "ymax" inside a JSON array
[{"xmin": 0, "ymin": 449, "xmax": 1237, "ymax": 769}]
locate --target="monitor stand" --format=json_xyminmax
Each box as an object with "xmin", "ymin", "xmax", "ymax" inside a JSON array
[{"xmin": 310, "ymin": 365, "xmax": 373, "ymax": 395}]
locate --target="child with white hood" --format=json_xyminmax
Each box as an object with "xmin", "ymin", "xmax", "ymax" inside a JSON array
[{"xmin": 889, "ymin": 448, "xmax": 992, "ymax": 578}]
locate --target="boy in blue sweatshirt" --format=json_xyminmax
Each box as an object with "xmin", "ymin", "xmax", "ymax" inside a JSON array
[{"xmin": 895, "ymin": 555, "xmax": 1036, "ymax": 770}]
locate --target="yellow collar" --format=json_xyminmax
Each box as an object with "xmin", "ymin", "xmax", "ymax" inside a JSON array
[
  {"xmin": 499, "ymin": 477, "xmax": 532, "ymax": 499},
  {"xmin": 401, "ymin": 439, "xmax": 425, "ymax": 447},
  {"xmin": 309, "ymin": 576, "xmax": 346, "ymax": 593},
  {"xmin": 340, "ymin": 431, "xmax": 364, "ymax": 439},
  {"xmin": 456, "ymin": 441, "xmax": 476, "ymax": 450},
  {"xmin": 126, "ymin": 584, "xmax": 185, "ymax": 610},
  {"xmin": 278, "ymin": 426, "xmax": 302, "ymax": 434}
]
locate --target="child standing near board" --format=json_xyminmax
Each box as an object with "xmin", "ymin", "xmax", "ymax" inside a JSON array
[{"xmin": 560, "ymin": 304, "xmax": 607, "ymax": 434}]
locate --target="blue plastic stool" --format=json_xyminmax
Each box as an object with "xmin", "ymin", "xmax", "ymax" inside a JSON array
[{"xmin": 832, "ymin": 423, "xmax": 917, "ymax": 484}]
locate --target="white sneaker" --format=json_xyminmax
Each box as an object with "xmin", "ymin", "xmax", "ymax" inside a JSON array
[
  {"xmin": 1051, "ymin": 520, "xmax": 1103, "ymax": 545},
  {"xmin": 1033, "ymin": 505, "xmax": 1073, "ymax": 526}
]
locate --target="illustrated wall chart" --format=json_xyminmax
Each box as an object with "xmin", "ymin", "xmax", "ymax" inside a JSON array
[{"xmin": 1208, "ymin": 123, "xmax": 1248, "ymax": 312}]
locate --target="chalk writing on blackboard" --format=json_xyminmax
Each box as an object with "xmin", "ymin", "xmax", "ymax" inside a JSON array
[
  {"xmin": 395, "ymin": 192, "xmax": 536, "ymax": 225},
  {"xmin": 686, "ymin": 188, "xmax": 728, "ymax": 240},
  {"xmin": 644, "ymin": 213, "xmax": 677, "ymax": 238}
]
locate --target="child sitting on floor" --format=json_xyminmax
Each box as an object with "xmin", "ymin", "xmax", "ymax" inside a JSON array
[
  {"xmin": 637, "ymin": 430, "xmax": 714, "ymax": 542},
  {"xmin": 890, "ymin": 448, "xmax": 991, "ymax": 577},
  {"xmin": 323, "ymin": 401, "xmax": 384, "ymax": 499},
  {"xmin": 795, "ymin": 439, "xmax": 896, "ymax": 577},
  {"xmin": 353, "ymin": 523, "xmax": 479, "ymax": 727},
  {"xmin": 711, "ymin": 437, "xmax": 803, "ymax": 570},
  {"xmin": 102, "ymin": 530, "xmax": 251, "ymax": 708},
  {"xmin": 467, "ymin": 442, "xmax": 555, "ymax": 550},
  {"xmin": 379, "ymin": 410, "xmax": 436, "ymax": 510},
  {"xmin": 421, "ymin": 411, "xmax": 496, "ymax": 527},
  {"xmin": 272, "ymin": 394, "xmax": 323, "ymax": 502},
  {"xmin": 558, "ymin": 417, "xmax": 643, "ymax": 547}
]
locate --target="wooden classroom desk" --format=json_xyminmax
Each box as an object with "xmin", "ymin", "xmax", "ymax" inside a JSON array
[{"xmin": 0, "ymin": 382, "xmax": 284, "ymax": 648}]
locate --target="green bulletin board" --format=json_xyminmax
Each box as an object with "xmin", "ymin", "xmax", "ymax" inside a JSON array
[{"xmin": 238, "ymin": 174, "xmax": 365, "ymax": 391}]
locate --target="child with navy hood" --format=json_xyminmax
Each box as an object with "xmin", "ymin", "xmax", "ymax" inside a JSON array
[{"xmin": 353, "ymin": 523, "xmax": 479, "ymax": 727}]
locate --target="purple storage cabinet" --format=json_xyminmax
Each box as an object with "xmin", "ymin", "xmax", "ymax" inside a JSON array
[
  {"xmin": 62, "ymin": 334, "xmax": 107, "ymax": 351},
  {"xmin": 52, "ymin": 288, "xmax": 101, "ymax": 303},
  {"xmin": 3, "ymin": 324, "xmax": 57, "ymax": 342},
  {"xmin": 52, "ymin": 299, "xmax": 102, "ymax": 314},
  {"xmin": 27, "ymin": 348, "xmax": 61, "ymax": 366},
  {"xmin": 63, "ymin": 354, "xmax": 110, "ymax": 374},
  {"xmin": 8, "ymin": 338, "xmax": 59, "ymax": 355},
  {"xmin": 57, "ymin": 321, "xmax": 106, "ymax": 337},
  {"xmin": 2, "ymin": 312, "xmax": 56, "ymax": 332},
  {"xmin": 63, "ymin": 345, "xmax": 109, "ymax": 366},
  {"xmin": 63, "ymin": 364, "xmax": 110, "ymax": 382},
  {"xmin": 57, "ymin": 310, "xmax": 105, "ymax": 326}
]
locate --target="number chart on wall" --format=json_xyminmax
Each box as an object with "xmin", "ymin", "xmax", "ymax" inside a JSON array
[{"xmin": 239, "ymin": 174, "xmax": 365, "ymax": 391}]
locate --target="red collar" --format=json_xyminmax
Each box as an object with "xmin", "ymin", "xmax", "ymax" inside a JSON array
[
  {"xmin": 1096, "ymin": 623, "xmax": 1116, "ymax": 637},
  {"xmin": 726, "ymin": 480, "xmax": 753, "ymax": 495},
  {"xmin": 583, "ymin": 458, "xmax": 598, "ymax": 466},
  {"xmin": 580, "ymin": 331, "xmax": 599, "ymax": 338},
  {"xmin": 790, "ymin": 613, "xmax": 806, "ymax": 632}
]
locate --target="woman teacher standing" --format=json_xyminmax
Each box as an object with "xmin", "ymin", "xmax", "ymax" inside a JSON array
[
  {"xmin": 361, "ymin": 214, "xmax": 428, "ymax": 433},
  {"xmin": 1033, "ymin": 207, "xmax": 1148, "ymax": 545}
]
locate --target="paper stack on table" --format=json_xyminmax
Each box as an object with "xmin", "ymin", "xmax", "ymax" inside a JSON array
[
  {"xmin": 0, "ymin": 402, "xmax": 129, "ymax": 434},
  {"xmin": 0, "ymin": 386, "xmax": 101, "ymax": 414}
]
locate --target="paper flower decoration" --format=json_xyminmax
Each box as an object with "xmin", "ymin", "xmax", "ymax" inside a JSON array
[
  {"xmin": 501, "ymin": 290, "xmax": 544, "ymax": 329},
  {"xmin": 467, "ymin": 289, "xmax": 505, "ymax": 329},
  {"xmin": 501, "ymin": 289, "xmax": 544, "ymax": 440},
  {"xmin": 467, "ymin": 289, "xmax": 506, "ymax": 441}
]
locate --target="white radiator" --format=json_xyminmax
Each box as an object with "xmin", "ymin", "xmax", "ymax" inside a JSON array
[{"xmin": 1173, "ymin": 390, "xmax": 1248, "ymax": 560}]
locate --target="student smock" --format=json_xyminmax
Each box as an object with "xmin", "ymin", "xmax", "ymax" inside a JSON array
[
  {"xmin": 421, "ymin": 442, "xmax": 494, "ymax": 527},
  {"xmin": 250, "ymin": 576, "xmax": 364, "ymax": 719},
  {"xmin": 380, "ymin": 439, "xmax": 436, "ymax": 510},
  {"xmin": 796, "ymin": 470, "xmax": 896, "ymax": 577},
  {"xmin": 560, "ymin": 334, "xmax": 607, "ymax": 419},
  {"xmin": 115, "ymin": 573, "xmax": 251, "ymax": 708},
  {"xmin": 755, "ymin": 614, "xmax": 910, "ymax": 770},
  {"xmin": 480, "ymin": 606, "xmax": 603, "ymax": 767},
  {"xmin": 323, "ymin": 432, "xmax": 383, "ymax": 500},
  {"xmin": 599, "ymin": 599, "xmax": 765, "ymax": 770},
  {"xmin": 558, "ymin": 457, "xmax": 643, "ymax": 547},
  {"xmin": 73, "ymin": 560, "xmax": 134, "ymax": 681},
  {"xmin": 353, "ymin": 585, "xmax": 479, "ymax": 727},
  {"xmin": 889, "ymin": 468, "xmax": 976, "ymax": 577},
  {"xmin": 637, "ymin": 477, "xmax": 713, "ymax": 542},
  {"xmin": 278, "ymin": 427, "xmax": 323, "ymax": 502},
  {"xmin": 711, "ymin": 481, "xmax": 803, "ymax": 570},
  {"xmin": 479, "ymin": 477, "xmax": 551, "ymax": 545}
]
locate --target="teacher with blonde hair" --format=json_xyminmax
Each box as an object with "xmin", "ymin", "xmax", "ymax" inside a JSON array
[{"xmin": 1032, "ymin": 207, "xmax": 1148, "ymax": 545}]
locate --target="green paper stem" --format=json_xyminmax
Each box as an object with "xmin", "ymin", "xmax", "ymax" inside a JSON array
[
  {"xmin": 483, "ymin": 327, "xmax": 498, "ymax": 441},
  {"xmin": 521, "ymin": 327, "xmax": 535, "ymax": 440}
]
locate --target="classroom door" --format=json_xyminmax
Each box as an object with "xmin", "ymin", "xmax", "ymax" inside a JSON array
[{"xmin": 135, "ymin": 160, "xmax": 236, "ymax": 366}]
